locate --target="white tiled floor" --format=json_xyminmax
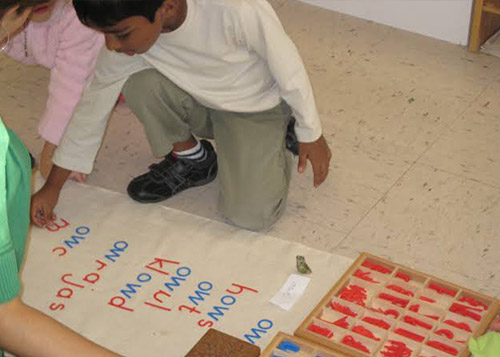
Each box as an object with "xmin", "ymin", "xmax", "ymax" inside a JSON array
[{"xmin": 2, "ymin": 1, "xmax": 500, "ymax": 297}]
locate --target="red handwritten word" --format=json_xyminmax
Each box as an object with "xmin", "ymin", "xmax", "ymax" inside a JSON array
[
  {"xmin": 307, "ymin": 324, "xmax": 333, "ymax": 339},
  {"xmin": 341, "ymin": 335, "xmax": 370, "ymax": 353},
  {"xmin": 51, "ymin": 226, "xmax": 90, "ymax": 257},
  {"xmin": 45, "ymin": 217, "xmax": 70, "ymax": 232},
  {"xmin": 380, "ymin": 340, "xmax": 412, "ymax": 357},
  {"xmin": 108, "ymin": 258, "xmax": 182, "ymax": 312},
  {"xmin": 49, "ymin": 241, "xmax": 128, "ymax": 312}
]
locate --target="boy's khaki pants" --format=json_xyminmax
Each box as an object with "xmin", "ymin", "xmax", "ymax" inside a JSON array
[{"xmin": 122, "ymin": 69, "xmax": 292, "ymax": 231}]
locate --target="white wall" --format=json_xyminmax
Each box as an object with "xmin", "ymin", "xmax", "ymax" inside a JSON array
[{"xmin": 300, "ymin": 0, "xmax": 474, "ymax": 45}]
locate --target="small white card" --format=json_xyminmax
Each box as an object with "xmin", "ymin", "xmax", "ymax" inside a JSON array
[{"xmin": 270, "ymin": 274, "xmax": 311, "ymax": 311}]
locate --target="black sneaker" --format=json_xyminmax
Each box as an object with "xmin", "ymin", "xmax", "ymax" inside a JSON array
[
  {"xmin": 127, "ymin": 140, "xmax": 218, "ymax": 203},
  {"xmin": 286, "ymin": 117, "xmax": 299, "ymax": 156}
]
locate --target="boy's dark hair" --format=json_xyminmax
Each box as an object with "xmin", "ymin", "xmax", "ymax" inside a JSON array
[
  {"xmin": 73, "ymin": 0, "xmax": 165, "ymax": 28},
  {"xmin": 0, "ymin": 0, "xmax": 46, "ymax": 20}
]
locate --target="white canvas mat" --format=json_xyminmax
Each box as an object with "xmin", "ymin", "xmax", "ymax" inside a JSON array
[{"xmin": 19, "ymin": 182, "xmax": 353, "ymax": 356}]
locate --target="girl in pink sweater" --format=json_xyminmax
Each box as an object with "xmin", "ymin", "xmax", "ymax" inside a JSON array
[{"xmin": 4, "ymin": 0, "xmax": 103, "ymax": 179}]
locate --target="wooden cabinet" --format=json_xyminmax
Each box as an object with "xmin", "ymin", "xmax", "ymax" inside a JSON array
[{"xmin": 469, "ymin": 0, "xmax": 500, "ymax": 52}]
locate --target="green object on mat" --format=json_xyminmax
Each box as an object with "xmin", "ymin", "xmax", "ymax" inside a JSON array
[
  {"xmin": 296, "ymin": 255, "xmax": 312, "ymax": 274},
  {"xmin": 469, "ymin": 331, "xmax": 500, "ymax": 357}
]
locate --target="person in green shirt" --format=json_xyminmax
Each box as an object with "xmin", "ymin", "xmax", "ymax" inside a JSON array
[
  {"xmin": 0, "ymin": 2, "xmax": 117, "ymax": 356},
  {"xmin": 469, "ymin": 315, "xmax": 500, "ymax": 357}
]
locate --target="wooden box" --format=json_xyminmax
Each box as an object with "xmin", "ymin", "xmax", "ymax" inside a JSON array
[
  {"xmin": 295, "ymin": 253, "xmax": 500, "ymax": 357},
  {"xmin": 261, "ymin": 332, "xmax": 343, "ymax": 357},
  {"xmin": 185, "ymin": 328, "xmax": 260, "ymax": 357}
]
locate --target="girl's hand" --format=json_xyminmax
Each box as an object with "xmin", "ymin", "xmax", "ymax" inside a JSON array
[{"xmin": 31, "ymin": 164, "xmax": 71, "ymax": 227}]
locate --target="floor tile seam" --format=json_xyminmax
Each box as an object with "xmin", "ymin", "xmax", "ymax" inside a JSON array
[
  {"xmin": 333, "ymin": 159, "xmax": 417, "ymax": 249},
  {"xmin": 414, "ymin": 162, "xmax": 500, "ymax": 191},
  {"xmin": 438, "ymin": 88, "xmax": 484, "ymax": 131},
  {"xmin": 326, "ymin": 132, "xmax": 415, "ymax": 169},
  {"xmin": 409, "ymin": 89, "xmax": 483, "ymax": 167},
  {"xmin": 337, "ymin": 56, "xmax": 366, "ymax": 74},
  {"xmin": 329, "ymin": 113, "xmax": 500, "ymax": 250},
  {"xmin": 477, "ymin": 72, "xmax": 500, "ymax": 96},
  {"xmin": 469, "ymin": 74, "xmax": 500, "ymax": 102},
  {"xmin": 407, "ymin": 82, "xmax": 499, "ymax": 182},
  {"xmin": 490, "ymin": 66, "xmax": 500, "ymax": 81},
  {"xmin": 366, "ymin": 26, "xmax": 397, "ymax": 51},
  {"xmin": 334, "ymin": 31, "xmax": 391, "ymax": 73}
]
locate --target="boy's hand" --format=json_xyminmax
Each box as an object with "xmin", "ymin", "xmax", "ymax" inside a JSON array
[
  {"xmin": 298, "ymin": 135, "xmax": 331, "ymax": 187},
  {"xmin": 30, "ymin": 185, "xmax": 60, "ymax": 228}
]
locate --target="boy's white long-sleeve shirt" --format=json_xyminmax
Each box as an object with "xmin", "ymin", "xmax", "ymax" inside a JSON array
[{"xmin": 54, "ymin": 0, "xmax": 323, "ymax": 174}]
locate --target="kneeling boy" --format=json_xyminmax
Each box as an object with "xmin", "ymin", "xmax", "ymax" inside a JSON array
[{"xmin": 31, "ymin": 0, "xmax": 331, "ymax": 231}]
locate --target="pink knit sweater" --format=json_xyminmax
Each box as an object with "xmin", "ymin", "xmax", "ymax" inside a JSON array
[{"xmin": 4, "ymin": 0, "xmax": 104, "ymax": 145}]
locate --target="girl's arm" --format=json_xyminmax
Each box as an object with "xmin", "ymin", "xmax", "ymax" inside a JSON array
[
  {"xmin": 0, "ymin": 297, "xmax": 119, "ymax": 357},
  {"xmin": 0, "ymin": 120, "xmax": 20, "ymax": 306},
  {"xmin": 38, "ymin": 4, "xmax": 104, "ymax": 145}
]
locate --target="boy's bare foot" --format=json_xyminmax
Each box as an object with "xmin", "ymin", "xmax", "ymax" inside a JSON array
[
  {"xmin": 68, "ymin": 171, "xmax": 86, "ymax": 183},
  {"xmin": 40, "ymin": 141, "xmax": 57, "ymax": 179}
]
